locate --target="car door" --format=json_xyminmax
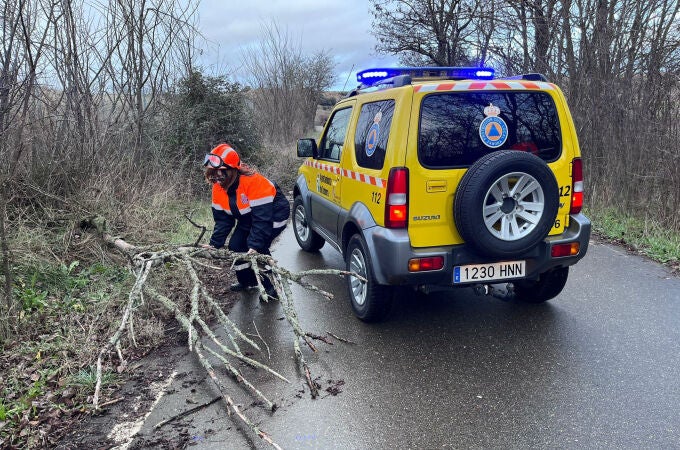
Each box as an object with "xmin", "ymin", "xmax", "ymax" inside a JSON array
[{"xmin": 310, "ymin": 104, "xmax": 354, "ymax": 241}]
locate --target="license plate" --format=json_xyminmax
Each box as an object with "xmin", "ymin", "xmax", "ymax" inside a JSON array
[{"xmin": 453, "ymin": 260, "xmax": 526, "ymax": 284}]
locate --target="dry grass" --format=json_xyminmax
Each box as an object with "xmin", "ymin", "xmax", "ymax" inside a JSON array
[
  {"xmin": 249, "ymin": 141, "xmax": 304, "ymax": 194},
  {"xmin": 0, "ymin": 158, "xmax": 209, "ymax": 447}
]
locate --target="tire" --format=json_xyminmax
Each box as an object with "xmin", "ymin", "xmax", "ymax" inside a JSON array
[
  {"xmin": 513, "ymin": 266, "xmax": 569, "ymax": 303},
  {"xmin": 345, "ymin": 234, "xmax": 393, "ymax": 322},
  {"xmin": 454, "ymin": 150, "xmax": 559, "ymax": 258},
  {"xmin": 292, "ymin": 196, "xmax": 325, "ymax": 252}
]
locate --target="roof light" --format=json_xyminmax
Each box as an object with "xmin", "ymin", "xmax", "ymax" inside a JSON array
[
  {"xmin": 475, "ymin": 69, "xmax": 494, "ymax": 78},
  {"xmin": 356, "ymin": 66, "xmax": 495, "ymax": 87}
]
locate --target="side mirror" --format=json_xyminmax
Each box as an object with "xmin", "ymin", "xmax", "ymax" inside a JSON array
[{"xmin": 297, "ymin": 139, "xmax": 318, "ymax": 158}]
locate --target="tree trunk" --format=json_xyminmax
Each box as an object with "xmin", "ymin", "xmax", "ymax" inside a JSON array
[{"xmin": 0, "ymin": 180, "xmax": 13, "ymax": 339}]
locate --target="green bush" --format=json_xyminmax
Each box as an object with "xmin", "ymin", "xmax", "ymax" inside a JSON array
[{"xmin": 163, "ymin": 71, "xmax": 262, "ymax": 168}]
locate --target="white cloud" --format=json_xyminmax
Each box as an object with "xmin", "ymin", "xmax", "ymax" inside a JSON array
[{"xmin": 197, "ymin": 0, "xmax": 399, "ymax": 90}]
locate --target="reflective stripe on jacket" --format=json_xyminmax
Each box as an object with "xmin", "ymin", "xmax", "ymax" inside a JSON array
[{"xmin": 209, "ymin": 173, "xmax": 290, "ymax": 250}]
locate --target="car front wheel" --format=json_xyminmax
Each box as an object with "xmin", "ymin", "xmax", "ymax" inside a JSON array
[{"xmin": 292, "ymin": 196, "xmax": 325, "ymax": 252}]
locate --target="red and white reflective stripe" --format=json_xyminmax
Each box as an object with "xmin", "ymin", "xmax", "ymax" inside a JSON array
[
  {"xmin": 414, "ymin": 80, "xmax": 555, "ymax": 93},
  {"xmin": 305, "ymin": 160, "xmax": 342, "ymax": 175},
  {"xmin": 341, "ymin": 168, "xmax": 386, "ymax": 188},
  {"xmin": 304, "ymin": 160, "xmax": 386, "ymax": 188}
]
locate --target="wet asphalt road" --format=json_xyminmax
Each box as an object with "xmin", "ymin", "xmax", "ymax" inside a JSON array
[{"xmin": 131, "ymin": 227, "xmax": 680, "ymax": 449}]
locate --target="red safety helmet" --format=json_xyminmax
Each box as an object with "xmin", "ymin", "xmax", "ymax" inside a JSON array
[{"xmin": 204, "ymin": 143, "xmax": 240, "ymax": 169}]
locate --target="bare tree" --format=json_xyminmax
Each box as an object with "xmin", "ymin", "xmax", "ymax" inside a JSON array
[
  {"xmin": 241, "ymin": 21, "xmax": 336, "ymax": 143},
  {"xmin": 0, "ymin": 0, "xmax": 202, "ymax": 339},
  {"xmin": 370, "ymin": 0, "xmax": 480, "ymax": 65},
  {"xmin": 101, "ymin": 0, "xmax": 199, "ymax": 158},
  {"xmin": 370, "ymin": 0, "xmax": 680, "ymax": 230},
  {"xmin": 0, "ymin": 0, "xmax": 59, "ymax": 338}
]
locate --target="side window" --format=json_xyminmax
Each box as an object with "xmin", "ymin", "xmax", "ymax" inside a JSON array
[
  {"xmin": 318, "ymin": 107, "xmax": 352, "ymax": 161},
  {"xmin": 354, "ymin": 100, "xmax": 394, "ymax": 170}
]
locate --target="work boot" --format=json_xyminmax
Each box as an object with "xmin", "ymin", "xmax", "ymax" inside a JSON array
[
  {"xmin": 230, "ymin": 282, "xmax": 256, "ymax": 292},
  {"xmin": 259, "ymin": 276, "xmax": 279, "ymax": 301},
  {"xmin": 233, "ymin": 263, "xmax": 258, "ymax": 292}
]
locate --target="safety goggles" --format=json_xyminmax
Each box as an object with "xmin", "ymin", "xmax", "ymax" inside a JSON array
[{"xmin": 204, "ymin": 153, "xmax": 226, "ymax": 168}]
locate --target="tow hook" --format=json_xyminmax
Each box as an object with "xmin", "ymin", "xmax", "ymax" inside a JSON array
[
  {"xmin": 473, "ymin": 284, "xmax": 490, "ymax": 296},
  {"xmin": 473, "ymin": 283, "xmax": 514, "ymax": 301}
]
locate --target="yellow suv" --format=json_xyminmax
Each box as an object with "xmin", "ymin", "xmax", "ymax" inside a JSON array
[{"xmin": 294, "ymin": 67, "xmax": 591, "ymax": 321}]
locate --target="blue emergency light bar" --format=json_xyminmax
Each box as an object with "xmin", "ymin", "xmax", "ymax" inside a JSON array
[{"xmin": 356, "ymin": 66, "xmax": 495, "ymax": 87}]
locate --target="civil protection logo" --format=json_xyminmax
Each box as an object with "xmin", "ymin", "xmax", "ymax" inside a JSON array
[
  {"xmin": 365, "ymin": 111, "xmax": 383, "ymax": 157},
  {"xmin": 479, "ymin": 103, "xmax": 508, "ymax": 148}
]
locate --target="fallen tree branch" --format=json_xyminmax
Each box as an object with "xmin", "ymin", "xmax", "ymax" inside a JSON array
[
  {"xmin": 277, "ymin": 272, "xmax": 319, "ymax": 398},
  {"xmin": 146, "ymin": 286, "xmax": 281, "ymax": 446},
  {"xmin": 202, "ymin": 345, "xmax": 277, "ymax": 412},
  {"xmin": 194, "ymin": 343, "xmax": 282, "ymax": 450},
  {"xmin": 84, "ymin": 215, "xmax": 360, "ymax": 446},
  {"xmin": 201, "ymin": 285, "xmax": 259, "ymax": 354},
  {"xmin": 145, "ymin": 287, "xmax": 289, "ymax": 383},
  {"xmin": 93, "ymin": 260, "xmax": 152, "ymax": 409}
]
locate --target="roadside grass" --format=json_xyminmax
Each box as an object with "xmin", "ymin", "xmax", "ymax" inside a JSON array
[
  {"xmin": 586, "ymin": 206, "xmax": 680, "ymax": 270},
  {"xmin": 0, "ymin": 195, "xmax": 205, "ymax": 448},
  {"xmin": 0, "ymin": 256, "xmax": 135, "ymax": 448},
  {"xmin": 165, "ymin": 201, "xmax": 213, "ymax": 245},
  {"xmin": 251, "ymin": 141, "xmax": 302, "ymax": 194}
]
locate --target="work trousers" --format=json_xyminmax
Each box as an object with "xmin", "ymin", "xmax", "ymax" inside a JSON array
[{"xmin": 228, "ymin": 221, "xmax": 286, "ymax": 290}]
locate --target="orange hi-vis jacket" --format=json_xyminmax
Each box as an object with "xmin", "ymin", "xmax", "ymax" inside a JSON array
[{"xmin": 209, "ymin": 173, "xmax": 290, "ymax": 251}]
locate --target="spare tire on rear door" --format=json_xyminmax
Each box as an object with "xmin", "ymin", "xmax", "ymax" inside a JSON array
[{"xmin": 454, "ymin": 150, "xmax": 559, "ymax": 258}]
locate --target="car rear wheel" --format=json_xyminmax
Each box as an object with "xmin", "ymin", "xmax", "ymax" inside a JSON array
[
  {"xmin": 292, "ymin": 196, "xmax": 325, "ymax": 252},
  {"xmin": 346, "ymin": 234, "xmax": 392, "ymax": 322},
  {"xmin": 513, "ymin": 266, "xmax": 569, "ymax": 303},
  {"xmin": 454, "ymin": 150, "xmax": 559, "ymax": 258}
]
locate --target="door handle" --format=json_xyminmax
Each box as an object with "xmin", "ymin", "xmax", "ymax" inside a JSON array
[{"xmin": 426, "ymin": 180, "xmax": 447, "ymax": 192}]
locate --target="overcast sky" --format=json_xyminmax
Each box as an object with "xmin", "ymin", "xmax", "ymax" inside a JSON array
[{"xmin": 197, "ymin": 0, "xmax": 400, "ymax": 91}]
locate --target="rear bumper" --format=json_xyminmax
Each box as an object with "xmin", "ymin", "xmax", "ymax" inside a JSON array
[{"xmin": 364, "ymin": 213, "xmax": 591, "ymax": 286}]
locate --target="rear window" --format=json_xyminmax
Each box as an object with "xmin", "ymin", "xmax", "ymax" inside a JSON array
[{"xmin": 418, "ymin": 92, "xmax": 561, "ymax": 167}]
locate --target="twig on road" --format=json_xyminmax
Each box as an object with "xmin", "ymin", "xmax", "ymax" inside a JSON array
[
  {"xmin": 306, "ymin": 332, "xmax": 334, "ymax": 345},
  {"xmin": 326, "ymin": 331, "xmax": 358, "ymax": 345},
  {"xmin": 153, "ymin": 396, "xmax": 221, "ymax": 429},
  {"xmin": 251, "ymin": 321, "xmax": 271, "ymax": 360}
]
